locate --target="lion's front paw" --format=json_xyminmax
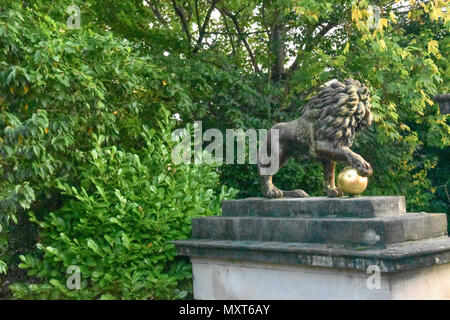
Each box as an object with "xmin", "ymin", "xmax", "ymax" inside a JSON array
[
  {"xmin": 355, "ymin": 159, "xmax": 373, "ymax": 177},
  {"xmin": 325, "ymin": 186, "xmax": 343, "ymax": 197}
]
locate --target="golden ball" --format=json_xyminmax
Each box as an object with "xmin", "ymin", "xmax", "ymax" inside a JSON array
[{"xmin": 337, "ymin": 166, "xmax": 368, "ymax": 195}]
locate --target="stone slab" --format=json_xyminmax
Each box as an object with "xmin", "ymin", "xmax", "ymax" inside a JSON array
[
  {"xmin": 173, "ymin": 236, "xmax": 450, "ymax": 273},
  {"xmin": 222, "ymin": 196, "xmax": 406, "ymax": 218},
  {"xmin": 191, "ymin": 213, "xmax": 447, "ymax": 246}
]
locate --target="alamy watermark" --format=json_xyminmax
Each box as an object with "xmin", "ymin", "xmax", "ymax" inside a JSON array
[
  {"xmin": 171, "ymin": 121, "xmax": 280, "ymax": 175},
  {"xmin": 366, "ymin": 265, "xmax": 381, "ymax": 290},
  {"xmin": 66, "ymin": 5, "xmax": 81, "ymax": 29},
  {"xmin": 366, "ymin": 5, "xmax": 381, "ymax": 30},
  {"xmin": 66, "ymin": 265, "xmax": 81, "ymax": 290}
]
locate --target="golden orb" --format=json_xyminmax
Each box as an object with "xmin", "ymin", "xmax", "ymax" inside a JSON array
[{"xmin": 337, "ymin": 166, "xmax": 368, "ymax": 195}]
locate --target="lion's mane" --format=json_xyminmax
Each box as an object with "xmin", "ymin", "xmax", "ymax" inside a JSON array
[{"xmin": 299, "ymin": 78, "xmax": 371, "ymax": 148}]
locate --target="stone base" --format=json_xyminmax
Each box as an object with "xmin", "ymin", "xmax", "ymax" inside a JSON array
[
  {"xmin": 174, "ymin": 196, "xmax": 450, "ymax": 300},
  {"xmin": 192, "ymin": 258, "xmax": 450, "ymax": 300}
]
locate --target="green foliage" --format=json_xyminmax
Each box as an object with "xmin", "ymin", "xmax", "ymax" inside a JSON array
[
  {"xmin": 0, "ymin": 1, "xmax": 237, "ymax": 298},
  {"xmin": 10, "ymin": 125, "xmax": 235, "ymax": 299}
]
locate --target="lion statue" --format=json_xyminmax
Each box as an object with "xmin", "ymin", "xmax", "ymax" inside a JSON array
[{"xmin": 257, "ymin": 78, "xmax": 373, "ymax": 198}]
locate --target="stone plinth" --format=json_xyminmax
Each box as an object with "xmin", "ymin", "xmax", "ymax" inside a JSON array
[
  {"xmin": 174, "ymin": 196, "xmax": 450, "ymax": 300},
  {"xmin": 435, "ymin": 94, "xmax": 450, "ymax": 114}
]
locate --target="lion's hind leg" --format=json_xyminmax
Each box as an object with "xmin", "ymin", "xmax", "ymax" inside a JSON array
[
  {"xmin": 261, "ymin": 175, "xmax": 284, "ymax": 198},
  {"xmin": 260, "ymin": 158, "xmax": 309, "ymax": 199},
  {"xmin": 259, "ymin": 151, "xmax": 287, "ymax": 198},
  {"xmin": 261, "ymin": 176, "xmax": 309, "ymax": 198},
  {"xmin": 258, "ymin": 121, "xmax": 310, "ymax": 198}
]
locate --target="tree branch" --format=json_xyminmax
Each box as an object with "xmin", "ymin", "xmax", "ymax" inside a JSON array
[
  {"xmin": 288, "ymin": 22, "xmax": 337, "ymax": 74},
  {"xmin": 146, "ymin": 0, "xmax": 167, "ymax": 25},
  {"xmin": 278, "ymin": 22, "xmax": 338, "ymax": 110},
  {"xmin": 218, "ymin": 6, "xmax": 261, "ymax": 75},
  {"xmin": 172, "ymin": 0, "xmax": 192, "ymax": 44},
  {"xmin": 194, "ymin": 0, "xmax": 201, "ymax": 27},
  {"xmin": 193, "ymin": 0, "xmax": 220, "ymax": 53},
  {"xmin": 222, "ymin": 14, "xmax": 236, "ymax": 56},
  {"xmin": 203, "ymin": 30, "xmax": 267, "ymax": 36},
  {"xmin": 261, "ymin": 0, "xmax": 271, "ymax": 36},
  {"xmin": 436, "ymin": 179, "xmax": 450, "ymax": 203}
]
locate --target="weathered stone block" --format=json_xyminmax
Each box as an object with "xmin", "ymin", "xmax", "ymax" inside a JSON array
[
  {"xmin": 222, "ymin": 196, "xmax": 406, "ymax": 218},
  {"xmin": 191, "ymin": 213, "xmax": 447, "ymax": 246}
]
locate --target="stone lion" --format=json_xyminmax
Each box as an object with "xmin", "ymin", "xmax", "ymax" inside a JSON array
[{"xmin": 258, "ymin": 78, "xmax": 373, "ymax": 198}]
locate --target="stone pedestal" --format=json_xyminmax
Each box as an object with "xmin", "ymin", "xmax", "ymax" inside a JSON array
[
  {"xmin": 174, "ymin": 196, "xmax": 450, "ymax": 300},
  {"xmin": 435, "ymin": 94, "xmax": 450, "ymax": 114}
]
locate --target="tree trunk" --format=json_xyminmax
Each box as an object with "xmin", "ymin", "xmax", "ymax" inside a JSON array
[{"xmin": 269, "ymin": 9, "xmax": 285, "ymax": 82}]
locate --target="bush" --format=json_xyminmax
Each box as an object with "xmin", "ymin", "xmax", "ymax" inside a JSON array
[
  {"xmin": 9, "ymin": 119, "xmax": 236, "ymax": 299},
  {"xmin": 0, "ymin": 2, "xmax": 237, "ymax": 298}
]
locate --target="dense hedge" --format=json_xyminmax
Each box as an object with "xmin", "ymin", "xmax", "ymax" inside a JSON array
[{"xmin": 0, "ymin": 2, "xmax": 236, "ymax": 299}]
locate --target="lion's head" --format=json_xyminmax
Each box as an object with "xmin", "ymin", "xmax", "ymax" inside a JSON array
[{"xmin": 301, "ymin": 78, "xmax": 372, "ymax": 148}]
